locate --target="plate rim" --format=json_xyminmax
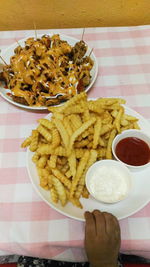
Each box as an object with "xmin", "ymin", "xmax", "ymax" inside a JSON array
[
  {"xmin": 0, "ymin": 33, "xmax": 98, "ymax": 111},
  {"xmin": 26, "ymin": 101, "xmax": 150, "ymax": 221}
]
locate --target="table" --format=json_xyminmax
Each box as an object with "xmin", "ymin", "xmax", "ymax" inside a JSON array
[{"xmin": 0, "ymin": 26, "xmax": 150, "ymax": 262}]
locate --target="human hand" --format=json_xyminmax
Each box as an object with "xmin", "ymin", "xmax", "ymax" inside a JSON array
[{"xmin": 84, "ymin": 210, "xmax": 121, "ymax": 267}]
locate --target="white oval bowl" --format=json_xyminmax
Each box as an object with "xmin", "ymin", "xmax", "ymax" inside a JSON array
[
  {"xmin": 85, "ymin": 159, "xmax": 132, "ymax": 204},
  {"xmin": 112, "ymin": 129, "xmax": 150, "ymax": 170}
]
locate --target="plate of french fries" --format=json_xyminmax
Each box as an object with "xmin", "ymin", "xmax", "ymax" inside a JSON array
[
  {"xmin": 23, "ymin": 92, "xmax": 150, "ymax": 220},
  {"xmin": 0, "ymin": 33, "xmax": 98, "ymax": 110}
]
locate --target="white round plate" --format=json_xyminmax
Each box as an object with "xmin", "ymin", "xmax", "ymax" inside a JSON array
[
  {"xmin": 27, "ymin": 105, "xmax": 150, "ymax": 221},
  {"xmin": 0, "ymin": 34, "xmax": 98, "ymax": 110}
]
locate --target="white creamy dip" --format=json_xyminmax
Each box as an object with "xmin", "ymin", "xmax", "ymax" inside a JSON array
[{"xmin": 87, "ymin": 162, "xmax": 131, "ymax": 203}]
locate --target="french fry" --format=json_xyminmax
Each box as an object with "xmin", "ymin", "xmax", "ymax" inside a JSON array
[
  {"xmin": 124, "ymin": 114, "xmax": 138, "ymax": 121},
  {"xmin": 51, "ymin": 168, "xmax": 71, "ymax": 189},
  {"xmin": 87, "ymin": 101, "xmax": 104, "ymax": 114},
  {"xmin": 63, "ymin": 116, "xmax": 73, "ymax": 137},
  {"xmin": 113, "ymin": 108, "xmax": 124, "ymax": 133},
  {"xmin": 21, "ymin": 136, "xmax": 32, "ymax": 148},
  {"xmin": 97, "ymin": 148, "xmax": 106, "ymax": 159},
  {"xmin": 70, "ymin": 150, "xmax": 90, "ymax": 197},
  {"xmin": 133, "ymin": 121, "xmax": 140, "ymax": 129},
  {"xmin": 69, "ymin": 114, "xmax": 82, "ymax": 130},
  {"xmin": 69, "ymin": 117, "xmax": 96, "ymax": 152},
  {"xmin": 51, "ymin": 128, "xmax": 61, "ymax": 148},
  {"xmin": 38, "ymin": 118, "xmax": 54, "ymax": 130},
  {"xmin": 37, "ymin": 125, "xmax": 52, "ymax": 142},
  {"xmin": 37, "ymin": 155, "xmax": 48, "ymax": 168},
  {"xmin": 93, "ymin": 117, "xmax": 102, "ymax": 149},
  {"xmin": 61, "ymin": 164, "xmax": 69, "ymax": 174},
  {"xmin": 106, "ymin": 129, "xmax": 117, "ymax": 159},
  {"xmin": 68, "ymin": 150, "xmax": 76, "ymax": 178},
  {"xmin": 99, "ymin": 137, "xmax": 106, "ymax": 147},
  {"xmin": 37, "ymin": 144, "xmax": 67, "ymax": 156},
  {"xmin": 100, "ymin": 124, "xmax": 113, "ymax": 136},
  {"xmin": 47, "ymin": 175, "xmax": 53, "ymax": 189},
  {"xmin": 66, "ymin": 169, "xmax": 72, "ymax": 178},
  {"xmin": 70, "ymin": 197, "xmax": 83, "ymax": 209},
  {"xmin": 75, "ymin": 148, "xmax": 86, "ymax": 158},
  {"xmin": 66, "ymin": 190, "xmax": 83, "ymax": 208},
  {"xmin": 30, "ymin": 130, "xmax": 39, "ymax": 152},
  {"xmin": 82, "ymin": 108, "xmax": 90, "ymax": 122},
  {"xmin": 52, "ymin": 176, "xmax": 67, "ymax": 206},
  {"xmin": 74, "ymin": 139, "xmax": 89, "ymax": 148},
  {"xmin": 50, "ymin": 186, "xmax": 59, "ymax": 204},
  {"xmin": 48, "ymin": 155, "xmax": 57, "ymax": 169},
  {"xmin": 48, "ymin": 91, "xmax": 87, "ymax": 113},
  {"xmin": 63, "ymin": 105, "xmax": 84, "ymax": 115},
  {"xmin": 82, "ymin": 187, "xmax": 89, "ymax": 198},
  {"xmin": 32, "ymin": 152, "xmax": 40, "ymax": 163},
  {"xmin": 54, "ymin": 118, "xmax": 69, "ymax": 148},
  {"xmin": 75, "ymin": 149, "xmax": 97, "ymax": 199},
  {"xmin": 57, "ymin": 156, "xmax": 67, "ymax": 165}
]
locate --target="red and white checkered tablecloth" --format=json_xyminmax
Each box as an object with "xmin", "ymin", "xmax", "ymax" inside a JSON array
[{"xmin": 0, "ymin": 26, "xmax": 150, "ymax": 261}]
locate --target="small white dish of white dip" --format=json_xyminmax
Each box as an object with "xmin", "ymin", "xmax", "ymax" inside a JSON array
[{"xmin": 85, "ymin": 159, "xmax": 132, "ymax": 204}]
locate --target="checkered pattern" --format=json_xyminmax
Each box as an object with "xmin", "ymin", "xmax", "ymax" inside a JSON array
[{"xmin": 0, "ymin": 26, "xmax": 150, "ymax": 262}]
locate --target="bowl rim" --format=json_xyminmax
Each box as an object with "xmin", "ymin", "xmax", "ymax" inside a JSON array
[{"xmin": 112, "ymin": 129, "xmax": 150, "ymax": 169}]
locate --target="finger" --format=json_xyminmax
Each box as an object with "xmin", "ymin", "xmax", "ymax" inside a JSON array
[
  {"xmin": 84, "ymin": 211, "xmax": 96, "ymax": 239},
  {"xmin": 93, "ymin": 210, "xmax": 106, "ymax": 236},
  {"xmin": 112, "ymin": 216, "xmax": 121, "ymax": 240},
  {"xmin": 103, "ymin": 212, "xmax": 120, "ymax": 237}
]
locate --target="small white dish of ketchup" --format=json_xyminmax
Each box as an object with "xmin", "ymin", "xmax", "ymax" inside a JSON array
[{"xmin": 112, "ymin": 129, "xmax": 150, "ymax": 169}]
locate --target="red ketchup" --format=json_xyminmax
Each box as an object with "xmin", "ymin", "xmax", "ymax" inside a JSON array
[
  {"xmin": 6, "ymin": 93, "xmax": 11, "ymax": 96},
  {"xmin": 115, "ymin": 137, "xmax": 150, "ymax": 166}
]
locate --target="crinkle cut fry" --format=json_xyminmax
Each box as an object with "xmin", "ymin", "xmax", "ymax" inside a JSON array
[
  {"xmin": 113, "ymin": 107, "xmax": 124, "ymax": 133},
  {"xmin": 70, "ymin": 150, "xmax": 90, "ymax": 198},
  {"xmin": 68, "ymin": 150, "xmax": 76, "ymax": 178},
  {"xmin": 75, "ymin": 139, "xmax": 89, "ymax": 148},
  {"xmin": 93, "ymin": 117, "xmax": 102, "ymax": 149},
  {"xmin": 48, "ymin": 92, "xmax": 87, "ymax": 113},
  {"xmin": 51, "ymin": 128, "xmax": 61, "ymax": 148},
  {"xmin": 75, "ymin": 149, "xmax": 98, "ymax": 199},
  {"xmin": 106, "ymin": 128, "xmax": 117, "ymax": 159},
  {"xmin": 87, "ymin": 101, "xmax": 104, "ymax": 114},
  {"xmin": 66, "ymin": 190, "xmax": 83, "ymax": 209},
  {"xmin": 38, "ymin": 118, "xmax": 54, "ymax": 130},
  {"xmin": 48, "ymin": 154, "xmax": 57, "ymax": 169},
  {"xmin": 30, "ymin": 130, "xmax": 39, "ymax": 152},
  {"xmin": 37, "ymin": 144, "xmax": 67, "ymax": 156},
  {"xmin": 75, "ymin": 148, "xmax": 86, "ymax": 158},
  {"xmin": 51, "ymin": 168, "xmax": 71, "ymax": 189},
  {"xmin": 69, "ymin": 114, "xmax": 82, "ymax": 130},
  {"xmin": 50, "ymin": 186, "xmax": 59, "ymax": 204},
  {"xmin": 63, "ymin": 116, "xmax": 73, "ymax": 137},
  {"xmin": 21, "ymin": 136, "xmax": 32, "ymax": 148},
  {"xmin": 97, "ymin": 97, "xmax": 126, "ymax": 105},
  {"xmin": 53, "ymin": 118, "xmax": 69, "ymax": 148},
  {"xmin": 69, "ymin": 117, "xmax": 96, "ymax": 152},
  {"xmin": 37, "ymin": 155, "xmax": 48, "ymax": 168},
  {"xmin": 63, "ymin": 105, "xmax": 84, "ymax": 115},
  {"xmin": 32, "ymin": 152, "xmax": 40, "ymax": 163},
  {"xmin": 52, "ymin": 175, "xmax": 67, "ymax": 206},
  {"xmin": 37, "ymin": 125, "xmax": 52, "ymax": 143},
  {"xmin": 70, "ymin": 197, "xmax": 83, "ymax": 209}
]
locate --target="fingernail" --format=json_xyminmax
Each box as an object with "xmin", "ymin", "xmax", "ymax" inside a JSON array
[{"xmin": 93, "ymin": 209, "xmax": 101, "ymax": 213}]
